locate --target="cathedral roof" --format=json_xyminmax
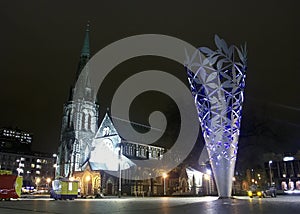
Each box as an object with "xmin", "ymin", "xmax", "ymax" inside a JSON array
[{"xmin": 94, "ymin": 112, "xmax": 119, "ymax": 139}]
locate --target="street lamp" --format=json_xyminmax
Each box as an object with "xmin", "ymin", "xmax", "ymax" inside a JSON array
[
  {"xmin": 204, "ymin": 174, "xmax": 210, "ymax": 195},
  {"xmin": 148, "ymin": 173, "xmax": 152, "ymax": 196},
  {"xmin": 163, "ymin": 173, "xmax": 168, "ymax": 196},
  {"xmin": 52, "ymin": 153, "xmax": 57, "ymax": 179},
  {"xmin": 118, "ymin": 143, "xmax": 123, "ymax": 198},
  {"xmin": 269, "ymin": 160, "xmax": 273, "ymax": 186},
  {"xmin": 36, "ymin": 177, "xmax": 41, "ymax": 191},
  {"xmin": 232, "ymin": 177, "xmax": 236, "ymax": 195},
  {"xmin": 46, "ymin": 178, "xmax": 51, "ymax": 191}
]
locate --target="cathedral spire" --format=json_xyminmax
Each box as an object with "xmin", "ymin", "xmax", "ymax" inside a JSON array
[
  {"xmin": 76, "ymin": 22, "xmax": 91, "ymax": 79},
  {"xmin": 81, "ymin": 22, "xmax": 90, "ymax": 58}
]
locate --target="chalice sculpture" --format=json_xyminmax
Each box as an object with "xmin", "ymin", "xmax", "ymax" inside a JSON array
[{"xmin": 186, "ymin": 35, "xmax": 247, "ymax": 198}]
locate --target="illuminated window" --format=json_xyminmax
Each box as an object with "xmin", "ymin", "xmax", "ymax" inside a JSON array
[
  {"xmin": 31, "ymin": 164, "xmax": 35, "ymax": 168},
  {"xmin": 68, "ymin": 182, "xmax": 73, "ymax": 191},
  {"xmin": 36, "ymin": 170, "xmax": 40, "ymax": 175}
]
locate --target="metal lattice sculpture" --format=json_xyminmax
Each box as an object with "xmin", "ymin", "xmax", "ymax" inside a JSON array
[{"xmin": 186, "ymin": 35, "xmax": 247, "ymax": 198}]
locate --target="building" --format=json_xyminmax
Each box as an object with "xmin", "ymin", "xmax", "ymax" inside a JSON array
[
  {"xmin": 0, "ymin": 127, "xmax": 32, "ymax": 153},
  {"xmin": 0, "ymin": 151, "xmax": 55, "ymax": 188},
  {"xmin": 264, "ymin": 156, "xmax": 300, "ymax": 192},
  {"xmin": 167, "ymin": 165, "xmax": 216, "ymax": 196},
  {"xmin": 56, "ymin": 24, "xmax": 167, "ymax": 196},
  {"xmin": 0, "ymin": 127, "xmax": 56, "ymax": 190}
]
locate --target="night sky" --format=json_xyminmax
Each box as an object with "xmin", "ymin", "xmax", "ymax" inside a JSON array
[{"xmin": 1, "ymin": 1, "xmax": 300, "ymax": 168}]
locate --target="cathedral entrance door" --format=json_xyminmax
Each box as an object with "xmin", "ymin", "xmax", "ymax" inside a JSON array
[{"xmin": 87, "ymin": 181, "xmax": 92, "ymax": 195}]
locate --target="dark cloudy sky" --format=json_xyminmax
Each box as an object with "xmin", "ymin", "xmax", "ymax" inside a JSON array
[{"xmin": 1, "ymin": 0, "xmax": 300, "ymax": 165}]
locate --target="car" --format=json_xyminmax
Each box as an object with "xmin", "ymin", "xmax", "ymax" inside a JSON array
[
  {"xmin": 248, "ymin": 189, "xmax": 263, "ymax": 198},
  {"xmin": 248, "ymin": 184, "xmax": 264, "ymax": 198}
]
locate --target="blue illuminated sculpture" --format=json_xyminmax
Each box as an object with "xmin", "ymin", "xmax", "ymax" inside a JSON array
[{"xmin": 186, "ymin": 35, "xmax": 247, "ymax": 198}]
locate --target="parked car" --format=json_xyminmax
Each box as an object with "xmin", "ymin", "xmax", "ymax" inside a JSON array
[
  {"xmin": 248, "ymin": 184, "xmax": 263, "ymax": 198},
  {"xmin": 248, "ymin": 189, "xmax": 263, "ymax": 198}
]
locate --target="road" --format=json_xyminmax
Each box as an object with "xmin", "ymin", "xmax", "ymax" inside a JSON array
[{"xmin": 0, "ymin": 196, "xmax": 300, "ymax": 214}]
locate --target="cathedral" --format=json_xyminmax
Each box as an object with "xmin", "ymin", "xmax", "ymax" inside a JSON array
[{"xmin": 55, "ymin": 24, "xmax": 167, "ymax": 196}]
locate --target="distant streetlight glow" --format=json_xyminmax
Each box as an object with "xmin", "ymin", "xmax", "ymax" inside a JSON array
[
  {"xmin": 283, "ymin": 156, "xmax": 294, "ymax": 162},
  {"xmin": 162, "ymin": 173, "xmax": 168, "ymax": 179},
  {"xmin": 204, "ymin": 174, "xmax": 210, "ymax": 180}
]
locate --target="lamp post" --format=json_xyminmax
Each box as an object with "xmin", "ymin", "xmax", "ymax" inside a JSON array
[
  {"xmin": 46, "ymin": 178, "xmax": 51, "ymax": 191},
  {"xmin": 118, "ymin": 143, "xmax": 122, "ymax": 198},
  {"xmin": 52, "ymin": 153, "xmax": 57, "ymax": 179},
  {"xmin": 269, "ymin": 160, "xmax": 273, "ymax": 186},
  {"xmin": 204, "ymin": 174, "xmax": 210, "ymax": 195},
  {"xmin": 163, "ymin": 173, "xmax": 168, "ymax": 196},
  {"xmin": 232, "ymin": 177, "xmax": 236, "ymax": 195},
  {"xmin": 148, "ymin": 173, "xmax": 152, "ymax": 197},
  {"xmin": 36, "ymin": 177, "xmax": 41, "ymax": 191}
]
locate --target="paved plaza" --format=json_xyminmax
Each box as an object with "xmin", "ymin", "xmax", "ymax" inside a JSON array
[{"xmin": 1, "ymin": 196, "xmax": 300, "ymax": 214}]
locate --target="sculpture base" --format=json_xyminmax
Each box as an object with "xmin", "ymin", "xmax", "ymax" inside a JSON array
[{"xmin": 210, "ymin": 156, "xmax": 236, "ymax": 198}]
